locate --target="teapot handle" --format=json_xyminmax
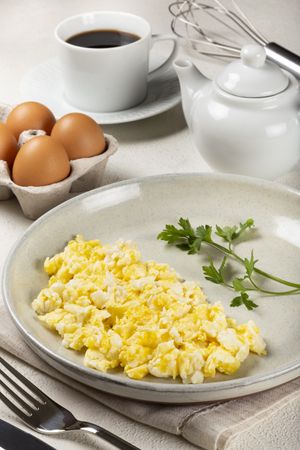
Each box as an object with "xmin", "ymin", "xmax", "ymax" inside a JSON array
[{"xmin": 265, "ymin": 43, "xmax": 300, "ymax": 79}]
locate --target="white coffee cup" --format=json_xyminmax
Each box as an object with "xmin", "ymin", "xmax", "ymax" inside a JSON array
[{"xmin": 55, "ymin": 11, "xmax": 178, "ymax": 113}]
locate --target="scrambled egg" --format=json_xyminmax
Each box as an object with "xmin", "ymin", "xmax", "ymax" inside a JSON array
[{"xmin": 32, "ymin": 236, "xmax": 266, "ymax": 383}]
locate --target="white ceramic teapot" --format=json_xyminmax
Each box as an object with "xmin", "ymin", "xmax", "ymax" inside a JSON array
[{"xmin": 174, "ymin": 44, "xmax": 300, "ymax": 179}]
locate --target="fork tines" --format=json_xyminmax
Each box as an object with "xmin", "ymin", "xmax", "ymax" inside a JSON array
[{"xmin": 0, "ymin": 356, "xmax": 47, "ymax": 420}]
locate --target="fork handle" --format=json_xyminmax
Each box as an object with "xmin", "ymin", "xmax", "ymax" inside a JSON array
[{"xmin": 76, "ymin": 421, "xmax": 140, "ymax": 449}]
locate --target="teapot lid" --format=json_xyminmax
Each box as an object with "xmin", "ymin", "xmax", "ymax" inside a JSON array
[{"xmin": 216, "ymin": 44, "xmax": 289, "ymax": 98}]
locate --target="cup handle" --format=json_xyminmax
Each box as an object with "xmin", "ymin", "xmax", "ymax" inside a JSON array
[{"xmin": 148, "ymin": 34, "xmax": 178, "ymax": 79}]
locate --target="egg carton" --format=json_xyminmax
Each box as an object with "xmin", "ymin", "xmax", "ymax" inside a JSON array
[
  {"xmin": 0, "ymin": 134, "xmax": 118, "ymax": 220},
  {"xmin": 0, "ymin": 135, "xmax": 118, "ymax": 219}
]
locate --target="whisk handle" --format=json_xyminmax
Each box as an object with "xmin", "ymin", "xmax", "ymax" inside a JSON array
[{"xmin": 265, "ymin": 43, "xmax": 300, "ymax": 79}]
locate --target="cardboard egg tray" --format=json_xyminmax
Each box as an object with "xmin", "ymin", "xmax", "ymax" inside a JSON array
[{"xmin": 0, "ymin": 104, "xmax": 118, "ymax": 219}]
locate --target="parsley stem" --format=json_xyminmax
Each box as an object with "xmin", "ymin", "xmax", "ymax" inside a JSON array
[
  {"xmin": 206, "ymin": 241, "xmax": 236, "ymax": 257},
  {"xmin": 250, "ymin": 267, "xmax": 300, "ymax": 289},
  {"xmin": 247, "ymin": 276, "xmax": 300, "ymax": 296},
  {"xmin": 158, "ymin": 218, "xmax": 300, "ymax": 310},
  {"xmin": 206, "ymin": 240, "xmax": 300, "ymax": 289}
]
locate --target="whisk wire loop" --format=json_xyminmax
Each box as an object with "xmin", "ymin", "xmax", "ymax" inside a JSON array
[{"xmin": 169, "ymin": 0, "xmax": 268, "ymax": 58}]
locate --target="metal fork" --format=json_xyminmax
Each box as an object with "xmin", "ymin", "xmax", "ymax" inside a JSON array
[{"xmin": 0, "ymin": 356, "xmax": 139, "ymax": 449}]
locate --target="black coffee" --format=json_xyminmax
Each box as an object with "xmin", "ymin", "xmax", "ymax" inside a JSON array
[{"xmin": 66, "ymin": 29, "xmax": 140, "ymax": 49}]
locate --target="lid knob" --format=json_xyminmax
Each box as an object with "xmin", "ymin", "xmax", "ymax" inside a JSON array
[
  {"xmin": 241, "ymin": 44, "xmax": 266, "ymax": 68},
  {"xmin": 216, "ymin": 43, "xmax": 289, "ymax": 97}
]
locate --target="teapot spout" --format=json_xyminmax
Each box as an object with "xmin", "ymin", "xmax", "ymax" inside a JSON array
[{"xmin": 173, "ymin": 59, "xmax": 209, "ymax": 127}]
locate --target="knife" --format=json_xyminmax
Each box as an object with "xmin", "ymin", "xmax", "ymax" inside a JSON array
[{"xmin": 0, "ymin": 420, "xmax": 55, "ymax": 450}]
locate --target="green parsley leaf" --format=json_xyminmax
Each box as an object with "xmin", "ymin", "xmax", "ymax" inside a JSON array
[
  {"xmin": 175, "ymin": 243, "xmax": 191, "ymax": 252},
  {"xmin": 244, "ymin": 250, "xmax": 258, "ymax": 277},
  {"xmin": 202, "ymin": 257, "xmax": 227, "ymax": 284},
  {"xmin": 215, "ymin": 218, "xmax": 255, "ymax": 243},
  {"xmin": 157, "ymin": 219, "xmax": 212, "ymax": 254},
  {"xmin": 157, "ymin": 224, "xmax": 188, "ymax": 243},
  {"xmin": 230, "ymin": 292, "xmax": 258, "ymax": 310},
  {"xmin": 230, "ymin": 295, "xmax": 243, "ymax": 307},
  {"xmin": 178, "ymin": 218, "xmax": 195, "ymax": 235},
  {"xmin": 238, "ymin": 218, "xmax": 255, "ymax": 237},
  {"xmin": 232, "ymin": 278, "xmax": 246, "ymax": 292},
  {"xmin": 188, "ymin": 237, "xmax": 203, "ymax": 254},
  {"xmin": 215, "ymin": 225, "xmax": 238, "ymax": 243},
  {"xmin": 196, "ymin": 225, "xmax": 212, "ymax": 243}
]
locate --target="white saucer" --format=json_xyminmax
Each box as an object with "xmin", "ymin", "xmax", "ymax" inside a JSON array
[{"xmin": 20, "ymin": 53, "xmax": 181, "ymax": 124}]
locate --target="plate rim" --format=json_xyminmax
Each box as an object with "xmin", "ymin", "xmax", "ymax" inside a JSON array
[{"xmin": 3, "ymin": 172, "xmax": 300, "ymax": 395}]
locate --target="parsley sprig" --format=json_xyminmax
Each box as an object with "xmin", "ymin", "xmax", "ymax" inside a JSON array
[{"xmin": 157, "ymin": 218, "xmax": 300, "ymax": 310}]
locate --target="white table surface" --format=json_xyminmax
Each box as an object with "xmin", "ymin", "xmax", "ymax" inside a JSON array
[{"xmin": 0, "ymin": 1, "xmax": 300, "ymax": 449}]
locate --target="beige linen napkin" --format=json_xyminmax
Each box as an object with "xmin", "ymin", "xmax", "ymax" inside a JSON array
[{"xmin": 0, "ymin": 300, "xmax": 300, "ymax": 450}]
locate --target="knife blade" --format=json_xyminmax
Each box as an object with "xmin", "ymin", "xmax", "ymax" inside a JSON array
[{"xmin": 0, "ymin": 419, "xmax": 55, "ymax": 450}]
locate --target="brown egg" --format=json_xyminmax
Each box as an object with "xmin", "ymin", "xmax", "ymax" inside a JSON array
[
  {"xmin": 51, "ymin": 113, "xmax": 106, "ymax": 160},
  {"xmin": 12, "ymin": 135, "xmax": 70, "ymax": 187},
  {"xmin": 0, "ymin": 123, "xmax": 18, "ymax": 169},
  {"xmin": 6, "ymin": 102, "xmax": 56, "ymax": 139}
]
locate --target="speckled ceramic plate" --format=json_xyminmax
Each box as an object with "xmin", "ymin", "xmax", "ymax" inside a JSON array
[
  {"xmin": 3, "ymin": 173, "xmax": 300, "ymax": 403},
  {"xmin": 20, "ymin": 53, "xmax": 181, "ymax": 124}
]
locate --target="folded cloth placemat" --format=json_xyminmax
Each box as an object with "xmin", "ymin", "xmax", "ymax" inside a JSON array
[{"xmin": 1, "ymin": 301, "xmax": 300, "ymax": 450}]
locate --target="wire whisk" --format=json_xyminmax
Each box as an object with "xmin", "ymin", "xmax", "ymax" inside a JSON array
[{"xmin": 169, "ymin": 0, "xmax": 300, "ymax": 77}]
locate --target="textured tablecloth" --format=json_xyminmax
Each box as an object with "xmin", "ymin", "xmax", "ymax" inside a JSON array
[{"xmin": 1, "ymin": 1, "xmax": 300, "ymax": 449}]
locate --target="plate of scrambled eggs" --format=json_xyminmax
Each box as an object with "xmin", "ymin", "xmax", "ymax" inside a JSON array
[{"xmin": 3, "ymin": 173, "xmax": 300, "ymax": 403}]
